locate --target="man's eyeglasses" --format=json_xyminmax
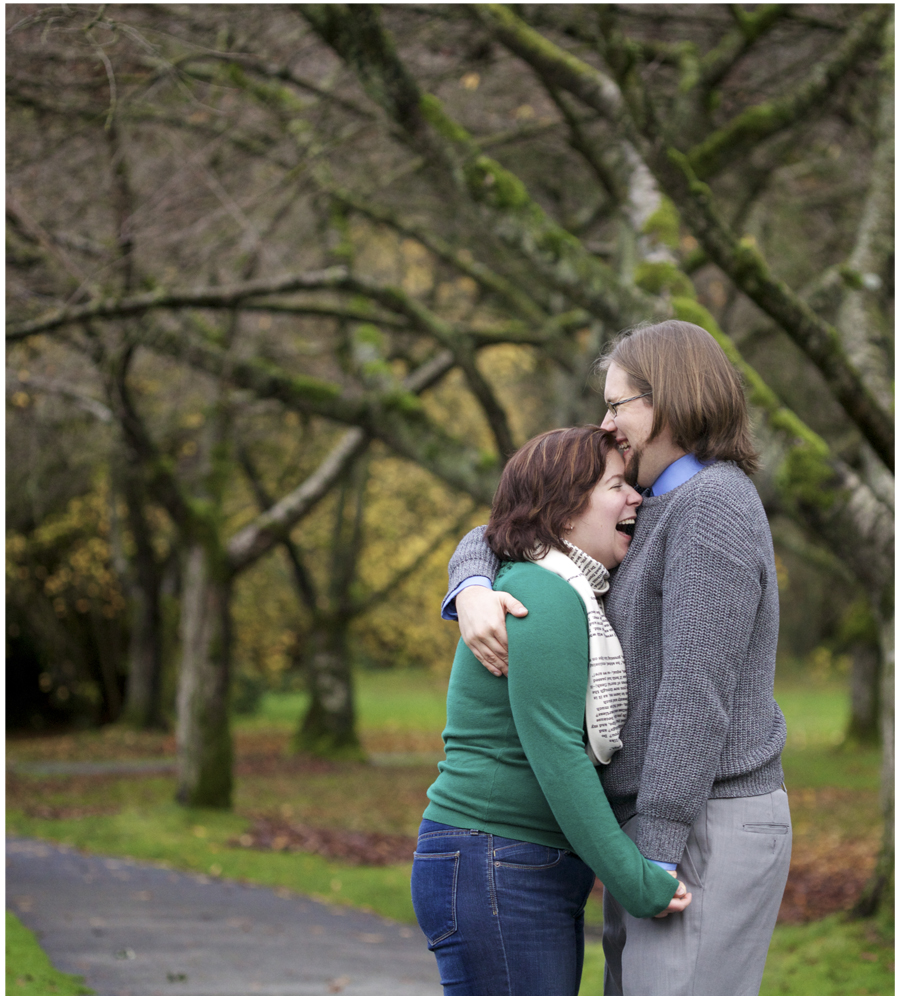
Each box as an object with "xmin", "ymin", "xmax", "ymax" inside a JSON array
[{"xmin": 605, "ymin": 391, "xmax": 652, "ymax": 417}]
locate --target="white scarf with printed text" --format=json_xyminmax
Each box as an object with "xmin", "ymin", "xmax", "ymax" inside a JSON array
[{"xmin": 529, "ymin": 543, "xmax": 628, "ymax": 765}]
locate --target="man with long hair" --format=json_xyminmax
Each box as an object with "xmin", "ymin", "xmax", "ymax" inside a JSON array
[{"xmin": 444, "ymin": 321, "xmax": 790, "ymax": 996}]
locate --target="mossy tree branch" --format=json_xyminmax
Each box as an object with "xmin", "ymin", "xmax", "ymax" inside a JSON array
[
  {"xmin": 659, "ymin": 148, "xmax": 893, "ymax": 471},
  {"xmin": 323, "ymin": 184, "xmax": 550, "ymax": 324},
  {"xmin": 97, "ymin": 337, "xmax": 198, "ymax": 534},
  {"xmin": 540, "ymin": 84, "xmax": 625, "ymax": 204},
  {"xmin": 231, "ymin": 432, "xmax": 368, "ymax": 583},
  {"xmin": 319, "ymin": 186, "xmax": 597, "ymax": 367},
  {"xmin": 338, "ymin": 278, "xmax": 516, "ymax": 458},
  {"xmin": 834, "ymin": 17, "xmax": 894, "ymax": 413},
  {"xmin": 6, "ymin": 265, "xmax": 554, "ymax": 350},
  {"xmin": 236, "ymin": 450, "xmax": 320, "ymax": 709},
  {"xmin": 7, "ymin": 270, "xmax": 572, "ymax": 352},
  {"xmin": 298, "ymin": 4, "xmax": 456, "ymax": 175},
  {"xmin": 100, "ymin": 322, "xmax": 501, "ymax": 504},
  {"xmin": 686, "ymin": 7, "xmax": 890, "ymax": 179},
  {"xmin": 536, "ymin": 81, "xmax": 676, "ymax": 271},
  {"xmin": 174, "ymin": 52, "xmax": 377, "ymax": 122},
  {"xmin": 6, "ymin": 267, "xmax": 352, "ymax": 341},
  {"xmin": 473, "ymin": 3, "xmax": 893, "ymax": 471},
  {"xmin": 698, "ymin": 5, "xmax": 789, "ymax": 91},
  {"xmin": 302, "ymin": 3, "xmax": 665, "ymax": 330}
]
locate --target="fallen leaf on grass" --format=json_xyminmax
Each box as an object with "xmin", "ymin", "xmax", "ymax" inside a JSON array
[{"xmin": 777, "ymin": 834, "xmax": 878, "ymax": 924}]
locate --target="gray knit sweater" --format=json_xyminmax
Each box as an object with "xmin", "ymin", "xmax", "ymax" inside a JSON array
[{"xmin": 446, "ymin": 461, "xmax": 786, "ymax": 863}]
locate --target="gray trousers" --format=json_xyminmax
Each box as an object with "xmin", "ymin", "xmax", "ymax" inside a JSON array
[{"xmin": 603, "ymin": 788, "xmax": 791, "ymax": 996}]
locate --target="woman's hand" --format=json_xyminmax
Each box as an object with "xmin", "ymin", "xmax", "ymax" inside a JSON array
[
  {"xmin": 456, "ymin": 586, "xmax": 528, "ymax": 677},
  {"xmin": 653, "ymin": 873, "xmax": 691, "ymax": 918}
]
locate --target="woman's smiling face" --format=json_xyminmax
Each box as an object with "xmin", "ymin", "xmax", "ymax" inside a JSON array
[{"xmin": 565, "ymin": 450, "xmax": 642, "ymax": 568}]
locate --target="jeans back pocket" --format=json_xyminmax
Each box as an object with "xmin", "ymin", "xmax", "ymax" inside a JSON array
[
  {"xmin": 411, "ymin": 851, "xmax": 460, "ymax": 946},
  {"xmin": 492, "ymin": 840, "xmax": 565, "ymax": 869}
]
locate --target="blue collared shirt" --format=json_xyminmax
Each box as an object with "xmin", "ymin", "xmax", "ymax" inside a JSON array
[{"xmin": 645, "ymin": 452, "xmax": 714, "ymax": 497}]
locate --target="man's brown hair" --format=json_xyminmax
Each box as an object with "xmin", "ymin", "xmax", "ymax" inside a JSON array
[
  {"xmin": 597, "ymin": 320, "xmax": 759, "ymax": 475},
  {"xmin": 485, "ymin": 425, "xmax": 617, "ymax": 561}
]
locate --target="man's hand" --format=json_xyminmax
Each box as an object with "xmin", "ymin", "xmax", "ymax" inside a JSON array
[
  {"xmin": 455, "ymin": 586, "xmax": 527, "ymax": 677},
  {"xmin": 654, "ymin": 872, "xmax": 691, "ymax": 918}
]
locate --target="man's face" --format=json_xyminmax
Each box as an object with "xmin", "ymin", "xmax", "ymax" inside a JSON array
[{"xmin": 600, "ymin": 362, "xmax": 681, "ymax": 488}]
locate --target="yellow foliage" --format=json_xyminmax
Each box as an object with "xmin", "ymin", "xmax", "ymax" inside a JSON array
[
  {"xmin": 774, "ymin": 552, "xmax": 789, "ymax": 590},
  {"xmin": 228, "ymin": 440, "xmax": 488, "ymax": 684},
  {"xmin": 351, "ymin": 222, "xmax": 404, "ymax": 284},
  {"xmin": 400, "ymin": 239, "xmax": 434, "ymax": 296},
  {"xmin": 231, "ymin": 551, "xmax": 309, "ymax": 685},
  {"xmin": 6, "ymin": 476, "xmax": 127, "ymax": 621},
  {"xmin": 435, "ymin": 277, "xmax": 478, "ymax": 317}
]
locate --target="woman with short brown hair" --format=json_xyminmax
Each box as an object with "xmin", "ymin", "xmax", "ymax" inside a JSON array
[{"xmin": 411, "ymin": 426, "xmax": 689, "ymax": 996}]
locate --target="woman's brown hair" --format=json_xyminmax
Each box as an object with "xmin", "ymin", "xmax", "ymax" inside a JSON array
[
  {"xmin": 596, "ymin": 320, "xmax": 759, "ymax": 475},
  {"xmin": 484, "ymin": 425, "xmax": 617, "ymax": 561}
]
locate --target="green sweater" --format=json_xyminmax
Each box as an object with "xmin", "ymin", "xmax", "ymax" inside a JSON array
[{"xmin": 425, "ymin": 561, "xmax": 677, "ymax": 919}]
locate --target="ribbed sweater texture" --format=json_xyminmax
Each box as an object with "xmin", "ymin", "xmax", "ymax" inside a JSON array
[
  {"xmin": 426, "ymin": 561, "xmax": 679, "ymax": 919},
  {"xmin": 446, "ymin": 461, "xmax": 786, "ymax": 863}
]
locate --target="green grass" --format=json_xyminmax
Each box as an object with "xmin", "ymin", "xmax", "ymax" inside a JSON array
[
  {"xmin": 245, "ymin": 669, "xmax": 449, "ymax": 735},
  {"xmin": 775, "ymin": 678, "xmax": 883, "ymax": 784},
  {"xmin": 761, "ymin": 913, "xmax": 895, "ymax": 996},
  {"xmin": 580, "ymin": 940, "xmax": 607, "ymax": 995},
  {"xmin": 6, "ymin": 911, "xmax": 94, "ymax": 995},
  {"xmin": 776, "ymin": 683, "xmax": 852, "ymax": 750},
  {"xmin": 7, "ymin": 668, "xmax": 893, "ymax": 996}
]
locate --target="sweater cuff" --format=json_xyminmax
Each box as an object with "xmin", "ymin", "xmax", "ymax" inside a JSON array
[
  {"xmin": 447, "ymin": 553, "xmax": 497, "ymax": 594},
  {"xmin": 441, "ymin": 576, "xmax": 494, "ymax": 620},
  {"xmin": 635, "ymin": 815, "xmax": 694, "ymax": 866}
]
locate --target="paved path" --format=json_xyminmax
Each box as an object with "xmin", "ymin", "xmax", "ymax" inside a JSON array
[{"xmin": 7, "ymin": 837, "xmax": 442, "ymax": 996}]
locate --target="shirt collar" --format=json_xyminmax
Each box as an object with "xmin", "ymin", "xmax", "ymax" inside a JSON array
[{"xmin": 646, "ymin": 453, "xmax": 715, "ymax": 497}]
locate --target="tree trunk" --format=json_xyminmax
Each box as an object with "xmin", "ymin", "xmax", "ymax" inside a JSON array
[
  {"xmin": 120, "ymin": 467, "xmax": 167, "ymax": 730},
  {"xmin": 853, "ymin": 609, "xmax": 894, "ymax": 917},
  {"xmin": 106, "ymin": 439, "xmax": 168, "ymax": 730},
  {"xmin": 175, "ymin": 541, "xmax": 233, "ymax": 808},
  {"xmin": 292, "ymin": 453, "xmax": 368, "ymax": 761},
  {"xmin": 293, "ymin": 613, "xmax": 364, "ymax": 760},
  {"xmin": 845, "ymin": 641, "xmax": 881, "ymax": 746},
  {"xmin": 87, "ymin": 607, "xmax": 124, "ymax": 724},
  {"xmin": 122, "ymin": 584, "xmax": 167, "ymax": 730}
]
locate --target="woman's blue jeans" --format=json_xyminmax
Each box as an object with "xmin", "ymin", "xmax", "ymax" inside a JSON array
[{"xmin": 411, "ymin": 819, "xmax": 596, "ymax": 996}]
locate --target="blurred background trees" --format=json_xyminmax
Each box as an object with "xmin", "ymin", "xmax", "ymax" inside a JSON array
[{"xmin": 6, "ymin": 3, "xmax": 892, "ymax": 895}]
